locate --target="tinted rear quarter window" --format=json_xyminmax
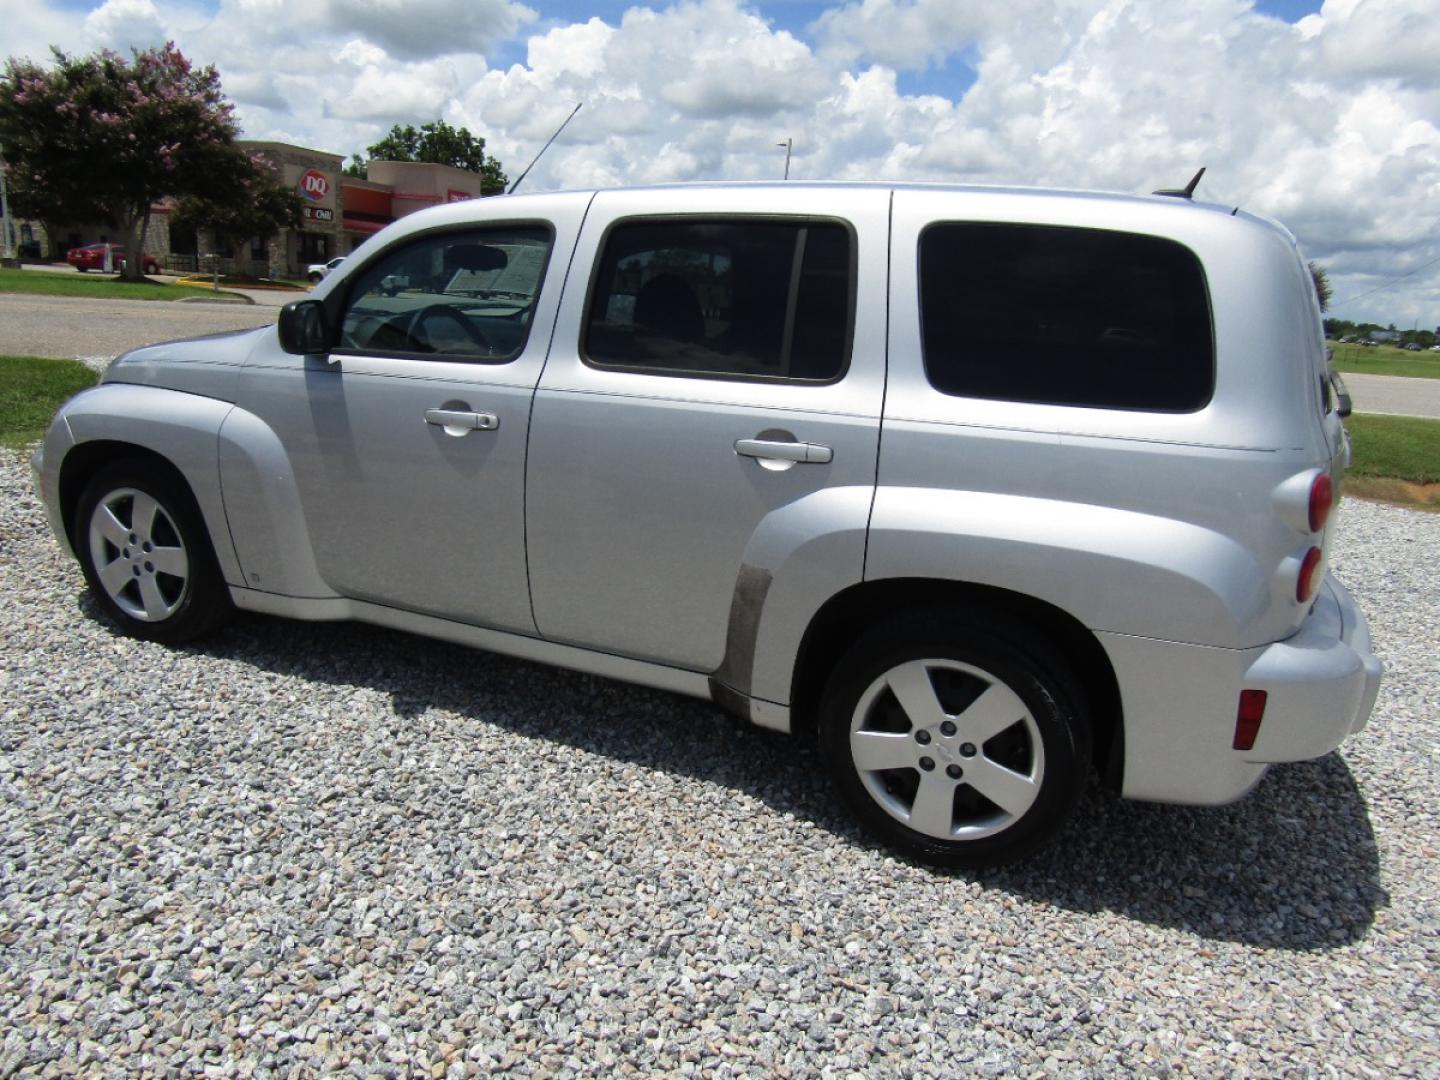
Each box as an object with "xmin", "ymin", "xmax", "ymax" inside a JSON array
[
  {"xmin": 584, "ymin": 219, "xmax": 852, "ymax": 382},
  {"xmin": 920, "ymin": 223, "xmax": 1214, "ymax": 411}
]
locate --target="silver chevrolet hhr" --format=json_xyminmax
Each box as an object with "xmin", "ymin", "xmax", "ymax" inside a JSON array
[{"xmin": 32, "ymin": 182, "xmax": 1383, "ymax": 866}]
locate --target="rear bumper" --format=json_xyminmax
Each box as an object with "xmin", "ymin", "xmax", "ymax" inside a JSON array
[
  {"xmin": 1101, "ymin": 573, "xmax": 1382, "ymax": 805},
  {"xmin": 1239, "ymin": 575, "xmax": 1382, "ymax": 762}
]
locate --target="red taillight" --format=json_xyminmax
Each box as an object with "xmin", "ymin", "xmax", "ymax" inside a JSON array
[
  {"xmin": 1233, "ymin": 689, "xmax": 1268, "ymax": 751},
  {"xmin": 1309, "ymin": 474, "xmax": 1333, "ymax": 533},
  {"xmin": 1297, "ymin": 546, "xmax": 1323, "ymax": 602}
]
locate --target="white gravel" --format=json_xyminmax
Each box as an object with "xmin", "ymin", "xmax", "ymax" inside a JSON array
[{"xmin": 2, "ymin": 447, "xmax": 1437, "ymax": 1077}]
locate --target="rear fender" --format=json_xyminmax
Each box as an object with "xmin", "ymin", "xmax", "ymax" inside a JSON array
[
  {"xmin": 865, "ymin": 488, "xmax": 1269, "ymax": 648},
  {"xmin": 713, "ymin": 486, "xmax": 873, "ymax": 712}
]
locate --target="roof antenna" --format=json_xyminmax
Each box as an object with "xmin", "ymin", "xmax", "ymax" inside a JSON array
[
  {"xmin": 1154, "ymin": 167, "xmax": 1206, "ymax": 200},
  {"xmin": 508, "ymin": 103, "xmax": 583, "ymax": 195}
]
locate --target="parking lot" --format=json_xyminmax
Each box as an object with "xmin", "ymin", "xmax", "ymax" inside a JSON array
[{"xmin": 2, "ymin": 434, "xmax": 1438, "ymax": 1072}]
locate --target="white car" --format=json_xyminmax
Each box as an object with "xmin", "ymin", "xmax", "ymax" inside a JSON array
[{"xmin": 307, "ymin": 256, "xmax": 345, "ymax": 284}]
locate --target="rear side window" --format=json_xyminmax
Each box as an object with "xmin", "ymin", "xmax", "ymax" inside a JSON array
[
  {"xmin": 584, "ymin": 219, "xmax": 852, "ymax": 382},
  {"xmin": 920, "ymin": 223, "xmax": 1214, "ymax": 411}
]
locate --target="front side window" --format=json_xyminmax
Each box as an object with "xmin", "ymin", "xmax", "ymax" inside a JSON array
[
  {"xmin": 338, "ymin": 226, "xmax": 551, "ymax": 363},
  {"xmin": 920, "ymin": 223, "xmax": 1214, "ymax": 411},
  {"xmin": 584, "ymin": 219, "xmax": 852, "ymax": 382}
]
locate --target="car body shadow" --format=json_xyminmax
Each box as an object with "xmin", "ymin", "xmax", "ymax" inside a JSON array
[{"xmin": 162, "ymin": 608, "xmax": 1383, "ymax": 952}]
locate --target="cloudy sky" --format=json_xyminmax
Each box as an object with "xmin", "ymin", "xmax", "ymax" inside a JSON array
[{"xmin": 9, "ymin": 0, "xmax": 1439, "ymax": 324}]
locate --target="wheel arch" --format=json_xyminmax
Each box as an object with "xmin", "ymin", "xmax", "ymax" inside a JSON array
[
  {"xmin": 59, "ymin": 441, "xmax": 189, "ymax": 552},
  {"xmin": 789, "ymin": 577, "xmax": 1124, "ymax": 791}
]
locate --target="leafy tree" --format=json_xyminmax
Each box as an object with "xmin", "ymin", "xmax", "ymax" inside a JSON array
[
  {"xmin": 354, "ymin": 120, "xmax": 508, "ymax": 195},
  {"xmin": 1309, "ymin": 261, "xmax": 1332, "ymax": 313},
  {"xmin": 171, "ymin": 151, "xmax": 301, "ymax": 258},
  {"xmin": 0, "ymin": 43, "xmax": 261, "ymax": 280}
]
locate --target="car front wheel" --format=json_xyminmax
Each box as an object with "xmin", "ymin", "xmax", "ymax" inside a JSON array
[
  {"xmin": 819, "ymin": 611, "xmax": 1091, "ymax": 868},
  {"xmin": 75, "ymin": 461, "xmax": 234, "ymax": 643}
]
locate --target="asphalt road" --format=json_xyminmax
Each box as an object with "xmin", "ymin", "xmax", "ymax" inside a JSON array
[
  {"xmin": 0, "ymin": 293, "xmax": 275, "ymax": 361},
  {"xmin": 1342, "ymin": 372, "xmax": 1440, "ymax": 420},
  {"xmin": 2, "ymin": 293, "xmax": 1438, "ymax": 420}
]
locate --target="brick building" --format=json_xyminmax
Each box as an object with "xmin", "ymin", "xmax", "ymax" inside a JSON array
[{"xmin": 19, "ymin": 141, "xmax": 489, "ymax": 280}]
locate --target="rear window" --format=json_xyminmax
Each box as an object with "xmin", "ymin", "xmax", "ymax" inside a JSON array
[{"xmin": 919, "ymin": 223, "xmax": 1214, "ymax": 411}]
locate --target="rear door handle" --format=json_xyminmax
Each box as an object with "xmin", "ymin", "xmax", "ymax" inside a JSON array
[
  {"xmin": 425, "ymin": 408, "xmax": 499, "ymax": 433},
  {"xmin": 734, "ymin": 438, "xmax": 832, "ymax": 464}
]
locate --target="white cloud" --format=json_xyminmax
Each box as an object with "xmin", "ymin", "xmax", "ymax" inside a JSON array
[
  {"xmin": 320, "ymin": 0, "xmax": 537, "ymax": 61},
  {"xmin": 4, "ymin": 0, "xmax": 1438, "ymax": 322},
  {"xmin": 1312, "ymin": 0, "xmax": 1440, "ymax": 88},
  {"xmin": 83, "ymin": 0, "xmax": 169, "ymax": 50},
  {"xmin": 524, "ymin": 17, "xmax": 612, "ymax": 82}
]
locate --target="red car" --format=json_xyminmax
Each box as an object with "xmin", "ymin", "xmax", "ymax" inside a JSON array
[{"xmin": 66, "ymin": 243, "xmax": 160, "ymax": 275}]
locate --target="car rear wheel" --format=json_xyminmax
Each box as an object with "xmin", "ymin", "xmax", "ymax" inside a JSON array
[
  {"xmin": 75, "ymin": 461, "xmax": 234, "ymax": 644},
  {"xmin": 819, "ymin": 611, "xmax": 1091, "ymax": 868}
]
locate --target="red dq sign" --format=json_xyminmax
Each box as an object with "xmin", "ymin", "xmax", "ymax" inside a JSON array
[{"xmin": 298, "ymin": 170, "xmax": 331, "ymax": 203}]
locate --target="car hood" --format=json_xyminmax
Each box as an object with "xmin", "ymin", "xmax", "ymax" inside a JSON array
[{"xmin": 102, "ymin": 324, "xmax": 273, "ymax": 403}]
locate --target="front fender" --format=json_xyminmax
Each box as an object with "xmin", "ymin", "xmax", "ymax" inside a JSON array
[
  {"xmin": 48, "ymin": 383, "xmax": 244, "ymax": 585},
  {"xmin": 865, "ymin": 488, "xmax": 1270, "ymax": 649},
  {"xmin": 216, "ymin": 407, "xmax": 339, "ymax": 600}
]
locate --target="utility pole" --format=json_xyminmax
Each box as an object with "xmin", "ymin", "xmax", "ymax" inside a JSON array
[
  {"xmin": 777, "ymin": 138, "xmax": 792, "ymax": 180},
  {"xmin": 0, "ymin": 140, "xmax": 17, "ymax": 266}
]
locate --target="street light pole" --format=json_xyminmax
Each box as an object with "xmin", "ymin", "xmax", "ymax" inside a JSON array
[{"xmin": 777, "ymin": 138, "xmax": 792, "ymax": 180}]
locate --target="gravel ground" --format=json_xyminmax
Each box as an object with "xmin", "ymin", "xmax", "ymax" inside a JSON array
[{"xmin": 2, "ymin": 448, "xmax": 1437, "ymax": 1077}]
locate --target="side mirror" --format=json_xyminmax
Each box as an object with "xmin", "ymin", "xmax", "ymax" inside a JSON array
[{"xmin": 278, "ymin": 299, "xmax": 330, "ymax": 356}]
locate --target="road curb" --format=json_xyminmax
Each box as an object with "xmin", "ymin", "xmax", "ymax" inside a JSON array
[{"xmin": 175, "ymin": 294, "xmax": 255, "ymax": 306}]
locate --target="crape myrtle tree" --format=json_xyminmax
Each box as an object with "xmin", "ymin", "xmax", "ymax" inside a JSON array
[
  {"xmin": 0, "ymin": 43, "xmax": 286, "ymax": 280},
  {"xmin": 1309, "ymin": 262, "xmax": 1332, "ymax": 313},
  {"xmin": 345, "ymin": 120, "xmax": 508, "ymax": 195}
]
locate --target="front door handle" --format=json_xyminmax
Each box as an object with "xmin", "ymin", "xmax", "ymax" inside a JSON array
[
  {"xmin": 425, "ymin": 408, "xmax": 499, "ymax": 434},
  {"xmin": 735, "ymin": 438, "xmax": 832, "ymax": 464}
]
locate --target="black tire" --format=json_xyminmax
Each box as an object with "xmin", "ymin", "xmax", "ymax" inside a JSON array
[
  {"xmin": 818, "ymin": 610, "xmax": 1091, "ymax": 869},
  {"xmin": 74, "ymin": 460, "xmax": 234, "ymax": 644},
  {"xmin": 309, "ymin": 272, "xmax": 323, "ymax": 284}
]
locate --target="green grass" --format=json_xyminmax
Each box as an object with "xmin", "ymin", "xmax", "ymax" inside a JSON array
[
  {"xmin": 1345, "ymin": 415, "xmax": 1440, "ymax": 485},
  {"xmin": 1329, "ymin": 341, "xmax": 1440, "ymax": 380},
  {"xmin": 0, "ymin": 266, "xmax": 246, "ymax": 302},
  {"xmin": 0, "ymin": 356, "xmax": 99, "ymax": 448}
]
